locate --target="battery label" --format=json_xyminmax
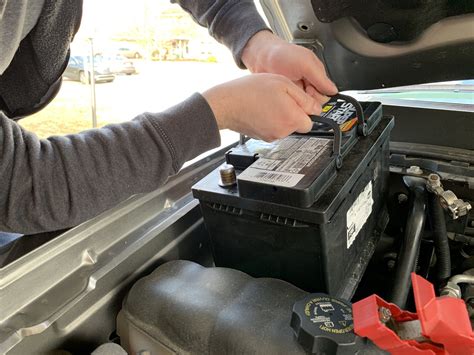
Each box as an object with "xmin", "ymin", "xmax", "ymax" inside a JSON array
[
  {"xmin": 237, "ymin": 137, "xmax": 331, "ymax": 188},
  {"xmin": 320, "ymin": 99, "xmax": 358, "ymax": 132},
  {"xmin": 346, "ymin": 181, "xmax": 373, "ymax": 248}
]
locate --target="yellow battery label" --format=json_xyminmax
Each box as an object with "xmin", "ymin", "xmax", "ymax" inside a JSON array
[
  {"xmin": 340, "ymin": 118, "xmax": 358, "ymax": 132},
  {"xmin": 322, "ymin": 105, "xmax": 333, "ymax": 113}
]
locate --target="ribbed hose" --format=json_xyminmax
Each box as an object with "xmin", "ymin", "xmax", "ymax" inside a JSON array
[
  {"xmin": 391, "ymin": 186, "xmax": 427, "ymax": 308},
  {"xmin": 429, "ymin": 194, "xmax": 451, "ymax": 281}
]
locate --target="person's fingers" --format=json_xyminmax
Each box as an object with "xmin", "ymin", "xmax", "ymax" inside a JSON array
[
  {"xmin": 274, "ymin": 99, "xmax": 313, "ymax": 137},
  {"xmin": 284, "ymin": 80, "xmax": 318, "ymax": 115},
  {"xmin": 304, "ymin": 81, "xmax": 330, "ymax": 106},
  {"xmin": 293, "ymin": 112, "xmax": 313, "ymax": 134},
  {"xmin": 204, "ymin": 73, "xmax": 332, "ymax": 142},
  {"xmin": 295, "ymin": 79, "xmax": 305, "ymax": 90},
  {"xmin": 302, "ymin": 54, "xmax": 338, "ymax": 95},
  {"xmin": 280, "ymin": 81, "xmax": 316, "ymax": 134}
]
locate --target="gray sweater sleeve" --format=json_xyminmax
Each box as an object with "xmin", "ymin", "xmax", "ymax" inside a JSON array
[
  {"xmin": 0, "ymin": 94, "xmax": 220, "ymax": 234},
  {"xmin": 172, "ymin": 0, "xmax": 269, "ymax": 68},
  {"xmin": 0, "ymin": 1, "xmax": 267, "ymax": 234}
]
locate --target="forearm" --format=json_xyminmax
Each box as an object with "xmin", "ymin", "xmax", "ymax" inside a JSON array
[
  {"xmin": 0, "ymin": 93, "xmax": 220, "ymax": 234},
  {"xmin": 171, "ymin": 0, "xmax": 268, "ymax": 68}
]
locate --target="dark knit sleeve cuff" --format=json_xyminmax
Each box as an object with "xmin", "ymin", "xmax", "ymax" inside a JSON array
[{"xmin": 144, "ymin": 93, "xmax": 221, "ymax": 172}]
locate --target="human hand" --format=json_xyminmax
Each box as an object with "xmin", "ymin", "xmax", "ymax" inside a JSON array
[
  {"xmin": 202, "ymin": 73, "xmax": 327, "ymax": 142},
  {"xmin": 241, "ymin": 30, "xmax": 338, "ymax": 100}
]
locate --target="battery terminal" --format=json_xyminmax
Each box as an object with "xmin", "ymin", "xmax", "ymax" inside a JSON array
[
  {"xmin": 426, "ymin": 173, "xmax": 472, "ymax": 219},
  {"xmin": 218, "ymin": 164, "xmax": 237, "ymax": 187}
]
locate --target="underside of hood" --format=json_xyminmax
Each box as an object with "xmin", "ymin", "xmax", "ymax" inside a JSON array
[{"xmin": 260, "ymin": 0, "xmax": 474, "ymax": 90}]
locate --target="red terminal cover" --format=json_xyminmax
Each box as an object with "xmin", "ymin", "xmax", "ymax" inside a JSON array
[
  {"xmin": 412, "ymin": 274, "xmax": 474, "ymax": 355},
  {"xmin": 353, "ymin": 273, "xmax": 474, "ymax": 354}
]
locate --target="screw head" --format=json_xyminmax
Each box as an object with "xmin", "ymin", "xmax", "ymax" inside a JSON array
[
  {"xmin": 378, "ymin": 307, "xmax": 392, "ymax": 323},
  {"xmin": 397, "ymin": 193, "xmax": 408, "ymax": 204},
  {"xmin": 387, "ymin": 259, "xmax": 396, "ymax": 270},
  {"xmin": 407, "ymin": 166, "xmax": 423, "ymax": 175}
]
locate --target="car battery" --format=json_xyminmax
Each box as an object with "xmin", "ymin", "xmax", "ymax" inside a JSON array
[{"xmin": 192, "ymin": 94, "xmax": 394, "ymax": 299}]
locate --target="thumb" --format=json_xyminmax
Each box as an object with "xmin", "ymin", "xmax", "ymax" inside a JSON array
[{"xmin": 294, "ymin": 114, "xmax": 313, "ymax": 134}]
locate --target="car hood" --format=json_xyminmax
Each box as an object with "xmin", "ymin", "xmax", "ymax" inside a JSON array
[{"xmin": 260, "ymin": 0, "xmax": 474, "ymax": 90}]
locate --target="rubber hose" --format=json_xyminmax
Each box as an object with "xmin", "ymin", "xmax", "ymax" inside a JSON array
[
  {"xmin": 450, "ymin": 274, "xmax": 474, "ymax": 286},
  {"xmin": 391, "ymin": 186, "xmax": 427, "ymax": 308},
  {"xmin": 429, "ymin": 194, "xmax": 451, "ymax": 281}
]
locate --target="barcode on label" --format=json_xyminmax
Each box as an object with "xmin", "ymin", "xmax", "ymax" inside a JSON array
[
  {"xmin": 254, "ymin": 171, "xmax": 294, "ymax": 183},
  {"xmin": 238, "ymin": 167, "xmax": 304, "ymax": 188}
]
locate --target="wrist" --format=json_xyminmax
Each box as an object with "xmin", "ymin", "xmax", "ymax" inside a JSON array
[
  {"xmin": 202, "ymin": 85, "xmax": 229, "ymax": 130},
  {"xmin": 241, "ymin": 30, "xmax": 275, "ymax": 72}
]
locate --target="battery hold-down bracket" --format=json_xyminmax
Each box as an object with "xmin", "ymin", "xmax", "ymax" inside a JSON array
[{"xmin": 353, "ymin": 273, "xmax": 474, "ymax": 354}]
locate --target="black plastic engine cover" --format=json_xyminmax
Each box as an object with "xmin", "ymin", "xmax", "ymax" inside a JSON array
[
  {"xmin": 118, "ymin": 261, "xmax": 384, "ymax": 355},
  {"xmin": 119, "ymin": 260, "xmax": 308, "ymax": 354}
]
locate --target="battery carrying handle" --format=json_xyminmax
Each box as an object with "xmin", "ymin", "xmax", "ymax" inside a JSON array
[
  {"xmin": 309, "ymin": 115, "xmax": 343, "ymax": 169},
  {"xmin": 331, "ymin": 93, "xmax": 368, "ymax": 136}
]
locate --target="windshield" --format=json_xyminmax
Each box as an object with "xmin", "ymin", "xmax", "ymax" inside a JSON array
[{"xmin": 351, "ymin": 80, "xmax": 474, "ymax": 107}]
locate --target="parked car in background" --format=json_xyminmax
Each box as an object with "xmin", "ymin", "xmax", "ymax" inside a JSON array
[
  {"xmin": 63, "ymin": 55, "xmax": 115, "ymax": 84},
  {"xmin": 117, "ymin": 46, "xmax": 142, "ymax": 59},
  {"xmin": 99, "ymin": 54, "xmax": 137, "ymax": 75}
]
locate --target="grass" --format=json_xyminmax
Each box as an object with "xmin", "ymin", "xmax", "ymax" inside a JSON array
[
  {"xmin": 18, "ymin": 80, "xmax": 113, "ymax": 139},
  {"xmin": 17, "ymin": 61, "xmax": 246, "ymax": 139}
]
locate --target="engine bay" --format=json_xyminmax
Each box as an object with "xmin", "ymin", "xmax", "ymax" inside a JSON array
[
  {"xmin": 0, "ymin": 0, "xmax": 473, "ymax": 352},
  {"xmin": 1, "ymin": 98, "xmax": 473, "ymax": 354},
  {"xmin": 119, "ymin": 95, "xmax": 474, "ymax": 354}
]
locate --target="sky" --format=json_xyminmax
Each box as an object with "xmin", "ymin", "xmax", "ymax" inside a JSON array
[
  {"xmin": 72, "ymin": 0, "xmax": 269, "ymax": 60},
  {"xmin": 78, "ymin": 0, "xmax": 171, "ymax": 39},
  {"xmin": 77, "ymin": 0, "xmax": 268, "ymax": 40}
]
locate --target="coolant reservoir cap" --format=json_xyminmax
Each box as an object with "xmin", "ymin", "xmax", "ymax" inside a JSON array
[{"xmin": 290, "ymin": 293, "xmax": 361, "ymax": 354}]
